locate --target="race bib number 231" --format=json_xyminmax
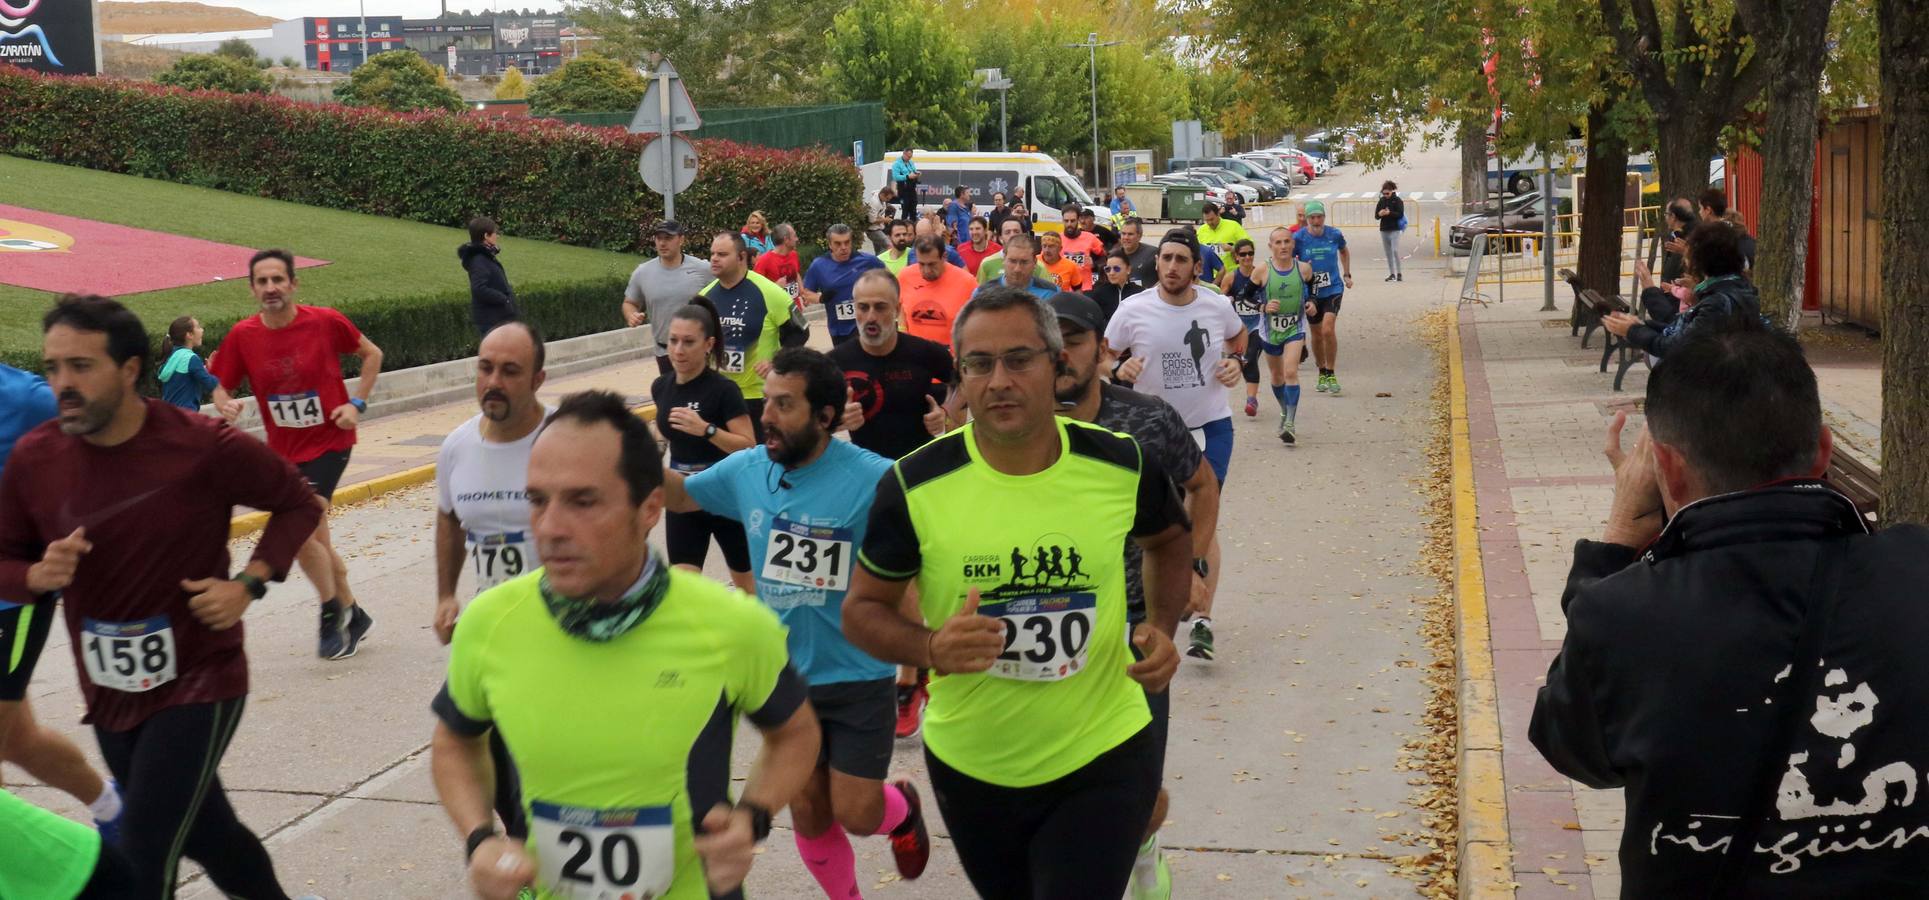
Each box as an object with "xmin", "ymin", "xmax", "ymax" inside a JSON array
[{"xmin": 761, "ymin": 518, "xmax": 852, "ymax": 591}]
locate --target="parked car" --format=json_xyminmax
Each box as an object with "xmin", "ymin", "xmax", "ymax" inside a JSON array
[
  {"xmin": 1238, "ymin": 151, "xmax": 1310, "ymax": 185},
  {"xmin": 1149, "ymin": 174, "xmax": 1228, "ymax": 205},
  {"xmin": 1272, "ymin": 143, "xmax": 1330, "ymax": 175},
  {"xmin": 1168, "ymin": 157, "xmax": 1294, "ymax": 196},
  {"xmin": 1257, "ymin": 148, "xmax": 1320, "ymax": 181},
  {"xmin": 1190, "ymin": 167, "xmax": 1276, "ymax": 202},
  {"xmin": 1448, "ymin": 191, "xmax": 1571, "ymax": 255},
  {"xmin": 1177, "ymin": 170, "xmax": 1259, "ymax": 204}
]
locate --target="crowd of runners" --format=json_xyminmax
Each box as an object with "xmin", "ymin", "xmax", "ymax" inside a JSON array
[{"xmin": 0, "ymin": 189, "xmax": 1364, "ymax": 898}]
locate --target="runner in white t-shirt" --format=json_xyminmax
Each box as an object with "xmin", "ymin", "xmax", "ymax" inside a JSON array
[
  {"xmin": 1102, "ymin": 232, "xmax": 1244, "ymax": 662},
  {"xmin": 432, "ymin": 320, "xmax": 551, "ymax": 843}
]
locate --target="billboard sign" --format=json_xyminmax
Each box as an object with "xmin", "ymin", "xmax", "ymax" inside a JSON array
[
  {"xmin": 1109, "ymin": 149, "xmax": 1154, "ymax": 187},
  {"xmin": 495, "ymin": 16, "xmax": 559, "ymax": 51},
  {"xmin": 0, "ymin": 0, "xmax": 101, "ymax": 75}
]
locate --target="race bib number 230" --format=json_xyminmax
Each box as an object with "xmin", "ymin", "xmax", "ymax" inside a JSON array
[
  {"xmin": 531, "ymin": 801, "xmax": 675, "ymax": 899},
  {"xmin": 990, "ymin": 592, "xmax": 1095, "ymax": 682}
]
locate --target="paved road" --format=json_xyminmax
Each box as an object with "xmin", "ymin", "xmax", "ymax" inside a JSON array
[{"xmin": 7, "ymin": 142, "xmax": 1475, "ymax": 899}]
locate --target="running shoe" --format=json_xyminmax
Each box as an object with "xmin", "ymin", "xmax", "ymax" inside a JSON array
[
  {"xmin": 1126, "ymin": 842, "xmax": 1173, "ymax": 900},
  {"xmin": 1327, "ymin": 374, "xmax": 1342, "ymax": 396},
  {"xmin": 1187, "ymin": 620, "xmax": 1215, "ymax": 660},
  {"xmin": 94, "ymin": 779, "xmax": 123, "ymax": 846},
  {"xmin": 318, "ymin": 599, "xmax": 347, "ymax": 660},
  {"xmin": 339, "ymin": 603, "xmax": 374, "ymax": 660},
  {"xmin": 888, "ymin": 778, "xmax": 932, "ymax": 879},
  {"xmin": 1315, "ymin": 374, "xmax": 1330, "ymax": 393},
  {"xmin": 894, "ymin": 684, "xmax": 927, "ymax": 739},
  {"xmin": 1278, "ymin": 414, "xmax": 1296, "ymax": 445},
  {"xmin": 1244, "ymin": 395, "xmax": 1258, "ymax": 417},
  {"xmin": 1385, "ymin": 273, "xmax": 1396, "ymax": 282}
]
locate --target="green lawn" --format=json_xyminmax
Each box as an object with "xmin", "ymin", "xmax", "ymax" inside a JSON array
[{"xmin": 0, "ymin": 155, "xmax": 640, "ymax": 359}]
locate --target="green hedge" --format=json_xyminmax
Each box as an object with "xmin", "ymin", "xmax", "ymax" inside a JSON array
[
  {"xmin": 0, "ymin": 68, "xmax": 866, "ymax": 253},
  {"xmin": 0, "ymin": 276, "xmax": 629, "ymax": 389}
]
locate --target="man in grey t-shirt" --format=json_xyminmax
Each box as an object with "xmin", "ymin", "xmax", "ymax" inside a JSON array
[{"xmin": 622, "ymin": 220, "xmax": 715, "ymax": 376}]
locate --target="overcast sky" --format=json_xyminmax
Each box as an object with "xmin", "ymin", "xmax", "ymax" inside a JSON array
[{"xmin": 120, "ymin": 0, "xmax": 557, "ymax": 20}]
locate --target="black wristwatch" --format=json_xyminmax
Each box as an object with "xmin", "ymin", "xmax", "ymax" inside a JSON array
[
  {"xmin": 236, "ymin": 572, "xmax": 268, "ymax": 600},
  {"xmin": 1192, "ymin": 558, "xmax": 1210, "ymax": 578},
  {"xmin": 741, "ymin": 801, "xmax": 773, "ymax": 842},
  {"xmin": 704, "ymin": 423, "xmax": 718, "ymax": 439},
  {"xmin": 465, "ymin": 824, "xmax": 500, "ymax": 861}
]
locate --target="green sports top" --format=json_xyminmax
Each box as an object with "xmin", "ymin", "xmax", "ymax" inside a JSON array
[
  {"xmin": 0, "ymin": 789, "xmax": 100, "ymax": 900},
  {"xmin": 859, "ymin": 418, "xmax": 1190, "ymax": 787},
  {"xmin": 433, "ymin": 566, "xmax": 806, "ymax": 900},
  {"xmin": 1262, "ymin": 264, "xmax": 1307, "ymax": 343}
]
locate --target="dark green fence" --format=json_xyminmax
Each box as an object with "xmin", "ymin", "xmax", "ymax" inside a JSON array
[{"xmin": 544, "ymin": 103, "xmax": 884, "ymax": 158}]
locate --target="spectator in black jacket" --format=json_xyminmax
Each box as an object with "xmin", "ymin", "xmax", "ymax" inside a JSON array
[
  {"xmin": 1532, "ymin": 320, "xmax": 1929, "ymax": 896},
  {"xmin": 1602, "ymin": 219, "xmax": 1760, "ymax": 359},
  {"xmin": 1372, "ymin": 181, "xmax": 1405, "ymax": 281},
  {"xmin": 1699, "ymin": 187, "xmax": 1757, "ymax": 272},
  {"xmin": 459, "ymin": 216, "xmax": 519, "ymax": 337}
]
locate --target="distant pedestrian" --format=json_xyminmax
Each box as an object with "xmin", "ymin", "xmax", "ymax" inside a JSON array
[
  {"xmin": 943, "ymin": 186, "xmax": 974, "ymax": 247},
  {"xmin": 459, "ymin": 216, "xmax": 519, "ymax": 337},
  {"xmin": 742, "ymin": 210, "xmax": 774, "ymax": 258},
  {"xmin": 157, "ymin": 315, "xmax": 220, "ymax": 412},
  {"xmin": 1109, "ymin": 186, "xmax": 1133, "ymax": 217},
  {"xmin": 754, "ymin": 222, "xmax": 804, "ymax": 298},
  {"xmin": 891, "ymin": 148, "xmax": 921, "ymax": 220},
  {"xmin": 987, "ymin": 191, "xmax": 1011, "ymax": 235},
  {"xmin": 1373, "ymin": 181, "xmax": 1405, "ymax": 282},
  {"xmin": 1221, "ymin": 193, "xmax": 1245, "ymax": 224}
]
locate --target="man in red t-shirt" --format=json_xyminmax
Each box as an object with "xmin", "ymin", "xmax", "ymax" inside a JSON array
[
  {"xmin": 753, "ymin": 222, "xmax": 804, "ymax": 299},
  {"xmin": 955, "ymin": 216, "xmax": 1002, "ymax": 276},
  {"xmin": 211, "ymin": 249, "xmax": 386, "ymax": 661},
  {"xmin": 2, "ymin": 295, "xmax": 321, "ymax": 896}
]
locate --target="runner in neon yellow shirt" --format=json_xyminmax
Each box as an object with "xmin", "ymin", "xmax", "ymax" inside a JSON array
[
  {"xmin": 1192, "ymin": 202, "xmax": 1251, "ymax": 254},
  {"xmin": 431, "ymin": 390, "xmax": 820, "ymax": 900},
  {"xmin": 843, "ymin": 286, "xmax": 1194, "ymax": 899}
]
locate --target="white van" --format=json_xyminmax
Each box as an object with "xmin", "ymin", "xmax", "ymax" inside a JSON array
[{"xmin": 859, "ymin": 151, "xmax": 1111, "ymax": 233}]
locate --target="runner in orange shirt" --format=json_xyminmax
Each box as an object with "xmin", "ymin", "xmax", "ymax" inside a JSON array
[
  {"xmin": 1039, "ymin": 232, "xmax": 1091, "ymax": 292},
  {"xmin": 896, "ymin": 236, "xmax": 977, "ymax": 348}
]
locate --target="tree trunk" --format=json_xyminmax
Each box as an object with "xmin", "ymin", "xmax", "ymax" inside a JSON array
[
  {"xmin": 1460, "ymin": 120, "xmax": 1488, "ymax": 213},
  {"xmin": 1579, "ymin": 103, "xmax": 1631, "ymax": 299},
  {"xmin": 1880, "ymin": 0, "xmax": 1929, "ymax": 526},
  {"xmin": 1652, "ymin": 112, "xmax": 1720, "ymax": 211},
  {"xmin": 1745, "ymin": 0, "xmax": 1835, "ymax": 329}
]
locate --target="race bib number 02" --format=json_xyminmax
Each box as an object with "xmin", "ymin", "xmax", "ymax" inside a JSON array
[
  {"xmin": 721, "ymin": 349, "xmax": 747, "ymax": 374},
  {"xmin": 761, "ymin": 518, "xmax": 852, "ymax": 591},
  {"xmin": 266, "ymin": 391, "xmax": 325, "ymax": 429},
  {"xmin": 81, "ymin": 616, "xmax": 176, "ymax": 693},
  {"xmin": 531, "ymin": 801, "xmax": 675, "ymax": 899},
  {"xmin": 467, "ymin": 530, "xmax": 529, "ymax": 592},
  {"xmin": 990, "ymin": 592, "xmax": 1095, "ymax": 682}
]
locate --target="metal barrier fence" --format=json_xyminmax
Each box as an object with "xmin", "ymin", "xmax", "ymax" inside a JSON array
[{"xmin": 544, "ymin": 103, "xmax": 886, "ymax": 157}]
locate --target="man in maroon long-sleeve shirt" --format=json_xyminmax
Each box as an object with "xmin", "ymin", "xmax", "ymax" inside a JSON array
[{"xmin": 0, "ymin": 296, "xmax": 324, "ymax": 900}]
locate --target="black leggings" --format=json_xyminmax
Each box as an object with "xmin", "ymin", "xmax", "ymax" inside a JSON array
[
  {"xmin": 924, "ymin": 725, "xmax": 1161, "ymax": 900},
  {"xmin": 1240, "ymin": 328, "xmax": 1264, "ymax": 385},
  {"xmin": 78, "ymin": 842, "xmax": 139, "ymax": 899},
  {"xmin": 93, "ymin": 697, "xmax": 290, "ymax": 900}
]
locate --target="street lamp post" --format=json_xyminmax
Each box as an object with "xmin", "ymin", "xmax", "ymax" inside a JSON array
[
  {"xmin": 359, "ymin": 0, "xmax": 369, "ymax": 67},
  {"xmin": 976, "ymin": 68, "xmax": 1013, "ymax": 152},
  {"xmin": 1065, "ymin": 32, "xmax": 1120, "ymax": 191}
]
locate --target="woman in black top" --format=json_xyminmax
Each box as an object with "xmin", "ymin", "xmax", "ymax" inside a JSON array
[
  {"xmin": 649, "ymin": 300, "xmax": 758, "ymax": 593},
  {"xmin": 1085, "ymin": 246, "xmax": 1144, "ymax": 328},
  {"xmin": 1373, "ymin": 180, "xmax": 1406, "ymax": 281}
]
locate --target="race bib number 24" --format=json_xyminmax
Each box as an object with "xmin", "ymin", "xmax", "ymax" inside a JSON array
[{"xmin": 531, "ymin": 801, "xmax": 675, "ymax": 899}]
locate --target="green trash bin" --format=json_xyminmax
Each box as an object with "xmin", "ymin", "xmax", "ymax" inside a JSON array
[{"xmin": 1164, "ymin": 187, "xmax": 1209, "ymax": 222}]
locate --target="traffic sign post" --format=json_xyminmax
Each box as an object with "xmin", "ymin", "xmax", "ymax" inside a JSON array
[{"xmin": 628, "ymin": 60, "xmax": 703, "ymax": 221}]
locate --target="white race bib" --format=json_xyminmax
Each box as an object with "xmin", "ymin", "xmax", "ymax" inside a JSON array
[
  {"xmin": 1267, "ymin": 313, "xmax": 1299, "ymax": 335},
  {"xmin": 531, "ymin": 802, "xmax": 675, "ymax": 899},
  {"xmin": 989, "ymin": 592, "xmax": 1096, "ymax": 682},
  {"xmin": 467, "ymin": 531, "xmax": 530, "ymax": 592},
  {"xmin": 835, "ymin": 300, "xmax": 856, "ymax": 321},
  {"xmin": 81, "ymin": 617, "xmax": 177, "ymax": 693},
  {"xmin": 761, "ymin": 517, "xmax": 852, "ymax": 592},
  {"xmin": 1309, "ymin": 270, "xmax": 1334, "ymax": 291},
  {"xmin": 721, "ymin": 349, "xmax": 746, "ymax": 374},
  {"xmin": 266, "ymin": 392, "xmax": 325, "ymax": 429}
]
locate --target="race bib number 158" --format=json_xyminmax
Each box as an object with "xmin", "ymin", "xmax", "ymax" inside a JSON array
[{"xmin": 81, "ymin": 617, "xmax": 176, "ymax": 693}]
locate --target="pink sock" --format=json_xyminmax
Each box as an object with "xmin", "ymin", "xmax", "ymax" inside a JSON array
[
  {"xmin": 873, "ymin": 782, "xmax": 910, "ymax": 836},
  {"xmin": 796, "ymin": 827, "xmax": 862, "ymax": 899}
]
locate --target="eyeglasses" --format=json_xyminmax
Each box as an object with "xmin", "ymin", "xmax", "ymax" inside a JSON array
[
  {"xmin": 958, "ymin": 347, "xmax": 1051, "ymax": 378},
  {"xmin": 1103, "ymin": 265, "xmax": 1125, "ymax": 273}
]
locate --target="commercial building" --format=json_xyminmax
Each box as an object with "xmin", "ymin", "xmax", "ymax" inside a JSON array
[
  {"xmin": 264, "ymin": 16, "xmax": 405, "ymax": 72},
  {"xmin": 400, "ymin": 15, "xmax": 495, "ymax": 77}
]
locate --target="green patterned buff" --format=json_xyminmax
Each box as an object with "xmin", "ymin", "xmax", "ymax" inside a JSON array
[{"xmin": 538, "ymin": 551, "xmax": 671, "ymax": 642}]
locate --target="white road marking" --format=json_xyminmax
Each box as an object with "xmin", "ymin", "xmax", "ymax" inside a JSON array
[{"xmin": 1432, "ymin": 191, "xmax": 1450, "ymax": 200}]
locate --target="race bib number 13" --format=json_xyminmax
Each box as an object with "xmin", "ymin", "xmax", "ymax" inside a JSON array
[
  {"xmin": 266, "ymin": 391, "xmax": 325, "ymax": 429},
  {"xmin": 762, "ymin": 518, "xmax": 852, "ymax": 591},
  {"xmin": 531, "ymin": 801, "xmax": 675, "ymax": 899},
  {"xmin": 836, "ymin": 300, "xmax": 856, "ymax": 321},
  {"xmin": 990, "ymin": 593, "xmax": 1095, "ymax": 682},
  {"xmin": 81, "ymin": 617, "xmax": 176, "ymax": 693}
]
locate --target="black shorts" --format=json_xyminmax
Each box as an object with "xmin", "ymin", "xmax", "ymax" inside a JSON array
[
  {"xmin": 664, "ymin": 508, "xmax": 752, "ymax": 573},
  {"xmin": 1143, "ymin": 686, "xmax": 1169, "ymax": 775},
  {"xmin": 810, "ymin": 678, "xmax": 896, "ymax": 780},
  {"xmin": 296, "ymin": 448, "xmax": 353, "ymax": 502},
  {"xmin": 1304, "ymin": 292, "xmax": 1343, "ymax": 324},
  {"xmin": 0, "ymin": 600, "xmax": 55, "ymax": 701}
]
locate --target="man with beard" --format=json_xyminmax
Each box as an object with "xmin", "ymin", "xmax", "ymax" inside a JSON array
[
  {"xmin": 1050, "ymin": 291, "xmax": 1221, "ymax": 899},
  {"xmin": 1, "ymin": 295, "xmax": 324, "ymax": 898},
  {"xmin": 430, "ymin": 321, "xmax": 553, "ymax": 843},
  {"xmin": 801, "ymin": 224, "xmax": 887, "ymax": 343},
  {"xmin": 879, "ymin": 220, "xmax": 916, "ymax": 275},
  {"xmin": 696, "ymin": 232, "xmax": 810, "ymax": 439},
  {"xmin": 211, "ymin": 248, "xmax": 384, "ymax": 661},
  {"xmin": 662, "ymin": 348, "xmax": 934, "ymax": 899}
]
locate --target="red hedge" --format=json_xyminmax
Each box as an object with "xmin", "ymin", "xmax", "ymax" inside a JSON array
[{"xmin": 0, "ymin": 68, "xmax": 866, "ymax": 251}]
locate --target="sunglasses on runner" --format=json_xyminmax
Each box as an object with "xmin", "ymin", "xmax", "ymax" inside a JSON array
[{"xmin": 1104, "ymin": 265, "xmax": 1125, "ymax": 273}]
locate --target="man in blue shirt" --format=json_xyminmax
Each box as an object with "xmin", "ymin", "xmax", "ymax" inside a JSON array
[
  {"xmin": 942, "ymin": 186, "xmax": 974, "ymax": 247},
  {"xmin": 661, "ymin": 346, "xmax": 931, "ymax": 897},
  {"xmin": 803, "ymin": 224, "xmax": 889, "ymax": 343},
  {"xmin": 890, "ymin": 149, "xmax": 921, "ymax": 221},
  {"xmin": 1293, "ymin": 201, "xmax": 1354, "ymax": 395}
]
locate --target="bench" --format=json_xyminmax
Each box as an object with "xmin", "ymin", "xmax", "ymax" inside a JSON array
[
  {"xmin": 1560, "ymin": 269, "xmax": 1599, "ymax": 346},
  {"xmin": 1578, "ymin": 288, "xmax": 1648, "ymax": 392},
  {"xmin": 1826, "ymin": 450, "xmax": 1883, "ymax": 527}
]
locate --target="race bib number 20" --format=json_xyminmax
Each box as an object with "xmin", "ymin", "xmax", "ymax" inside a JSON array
[
  {"xmin": 81, "ymin": 617, "xmax": 176, "ymax": 693},
  {"xmin": 531, "ymin": 801, "xmax": 675, "ymax": 899},
  {"xmin": 990, "ymin": 592, "xmax": 1095, "ymax": 682}
]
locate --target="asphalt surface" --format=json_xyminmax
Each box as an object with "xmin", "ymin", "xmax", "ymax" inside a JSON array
[{"xmin": 6, "ymin": 139, "xmax": 1473, "ymax": 899}]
